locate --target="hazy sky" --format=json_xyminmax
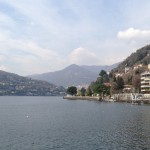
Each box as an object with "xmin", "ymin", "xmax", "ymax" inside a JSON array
[{"xmin": 1, "ymin": 0, "xmax": 150, "ymax": 75}]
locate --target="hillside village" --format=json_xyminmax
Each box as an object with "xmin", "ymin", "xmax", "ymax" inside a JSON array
[
  {"xmin": 110, "ymin": 44, "xmax": 150, "ymax": 94},
  {"xmin": 0, "ymin": 70, "xmax": 66, "ymax": 96},
  {"xmin": 0, "ymin": 44, "xmax": 150, "ymax": 97},
  {"xmin": 66, "ymin": 45, "xmax": 150, "ymax": 101},
  {"xmin": 112, "ymin": 63, "xmax": 150, "ymax": 94}
]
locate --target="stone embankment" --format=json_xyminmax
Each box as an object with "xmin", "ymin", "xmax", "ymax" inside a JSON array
[
  {"xmin": 112, "ymin": 94, "xmax": 132, "ymax": 102},
  {"xmin": 63, "ymin": 96, "xmax": 101, "ymax": 101},
  {"xmin": 63, "ymin": 94, "xmax": 150, "ymax": 104},
  {"xmin": 112, "ymin": 93, "xmax": 150, "ymax": 104}
]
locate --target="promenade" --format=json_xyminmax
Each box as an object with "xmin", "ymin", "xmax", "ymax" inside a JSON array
[{"xmin": 63, "ymin": 94, "xmax": 150, "ymax": 104}]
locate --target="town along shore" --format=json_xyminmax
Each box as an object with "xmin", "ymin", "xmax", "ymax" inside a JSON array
[{"xmin": 63, "ymin": 93, "xmax": 150, "ymax": 104}]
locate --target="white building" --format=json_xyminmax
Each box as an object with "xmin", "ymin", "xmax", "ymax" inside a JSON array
[
  {"xmin": 141, "ymin": 71, "xmax": 150, "ymax": 93},
  {"xmin": 115, "ymin": 73, "xmax": 123, "ymax": 77},
  {"xmin": 148, "ymin": 64, "xmax": 150, "ymax": 70},
  {"xmin": 125, "ymin": 66, "xmax": 130, "ymax": 73},
  {"xmin": 133, "ymin": 64, "xmax": 143, "ymax": 70}
]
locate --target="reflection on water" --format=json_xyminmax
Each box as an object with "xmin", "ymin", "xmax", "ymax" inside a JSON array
[{"xmin": 0, "ymin": 96, "xmax": 150, "ymax": 150}]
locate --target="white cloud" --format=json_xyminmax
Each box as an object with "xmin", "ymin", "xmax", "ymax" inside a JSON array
[
  {"xmin": 0, "ymin": 55, "xmax": 6, "ymax": 61},
  {"xmin": 103, "ymin": 57, "xmax": 125, "ymax": 65},
  {"xmin": 0, "ymin": 65, "xmax": 7, "ymax": 71},
  {"xmin": 0, "ymin": 32, "xmax": 66, "ymax": 75},
  {"xmin": 117, "ymin": 28, "xmax": 150, "ymax": 40},
  {"xmin": 4, "ymin": 0, "xmax": 65, "ymax": 35},
  {"xmin": 69, "ymin": 47, "xmax": 100, "ymax": 65},
  {"xmin": 0, "ymin": 32, "xmax": 59, "ymax": 61},
  {"xmin": 11, "ymin": 55, "xmax": 49, "ymax": 75},
  {"xmin": 1, "ymin": 1, "xmax": 150, "ymax": 76}
]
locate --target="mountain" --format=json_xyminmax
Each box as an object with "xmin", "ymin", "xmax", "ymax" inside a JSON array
[
  {"xmin": 0, "ymin": 70, "xmax": 65, "ymax": 96},
  {"xmin": 29, "ymin": 63, "xmax": 119, "ymax": 87},
  {"xmin": 112, "ymin": 44, "xmax": 150, "ymax": 73},
  {"xmin": 81, "ymin": 62, "xmax": 120, "ymax": 74},
  {"xmin": 29, "ymin": 64, "xmax": 98, "ymax": 87}
]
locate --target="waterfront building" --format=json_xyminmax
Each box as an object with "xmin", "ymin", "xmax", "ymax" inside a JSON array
[
  {"xmin": 141, "ymin": 71, "xmax": 150, "ymax": 93},
  {"xmin": 148, "ymin": 64, "xmax": 150, "ymax": 70},
  {"xmin": 123, "ymin": 84, "xmax": 133, "ymax": 93},
  {"xmin": 115, "ymin": 73, "xmax": 123, "ymax": 77}
]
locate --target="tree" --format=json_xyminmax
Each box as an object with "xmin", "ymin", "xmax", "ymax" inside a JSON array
[
  {"xmin": 110, "ymin": 82, "xmax": 118, "ymax": 94},
  {"xmin": 98, "ymin": 70, "xmax": 109, "ymax": 83},
  {"xmin": 86, "ymin": 87, "xmax": 92, "ymax": 96},
  {"xmin": 109, "ymin": 72, "xmax": 113, "ymax": 78},
  {"xmin": 112, "ymin": 75, "xmax": 116, "ymax": 82},
  {"xmin": 80, "ymin": 87, "xmax": 86, "ymax": 96},
  {"xmin": 99, "ymin": 70, "xmax": 107, "ymax": 77},
  {"xmin": 67, "ymin": 86, "xmax": 77, "ymax": 96},
  {"xmin": 96, "ymin": 76, "xmax": 103, "ymax": 84},
  {"xmin": 103, "ymin": 74, "xmax": 109, "ymax": 83},
  {"xmin": 92, "ymin": 83, "xmax": 109, "ymax": 96},
  {"xmin": 132, "ymin": 75, "xmax": 141, "ymax": 93},
  {"xmin": 123, "ymin": 74, "xmax": 132, "ymax": 85},
  {"xmin": 116, "ymin": 76, "xmax": 124, "ymax": 91},
  {"xmin": 77, "ymin": 89, "xmax": 81, "ymax": 96}
]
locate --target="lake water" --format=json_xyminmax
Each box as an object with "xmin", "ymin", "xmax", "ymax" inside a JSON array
[{"xmin": 0, "ymin": 97, "xmax": 150, "ymax": 150}]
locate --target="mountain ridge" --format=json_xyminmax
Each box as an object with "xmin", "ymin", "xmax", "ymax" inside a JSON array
[
  {"xmin": 0, "ymin": 70, "xmax": 65, "ymax": 96},
  {"xmin": 81, "ymin": 62, "xmax": 120, "ymax": 74},
  {"xmin": 112, "ymin": 44, "xmax": 150, "ymax": 73},
  {"xmin": 28, "ymin": 63, "xmax": 119, "ymax": 87}
]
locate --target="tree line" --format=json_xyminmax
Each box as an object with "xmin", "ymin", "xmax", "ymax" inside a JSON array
[{"xmin": 67, "ymin": 70, "xmax": 127, "ymax": 97}]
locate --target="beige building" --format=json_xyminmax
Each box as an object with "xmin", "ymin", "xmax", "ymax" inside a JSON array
[
  {"xmin": 148, "ymin": 64, "xmax": 150, "ymax": 70},
  {"xmin": 141, "ymin": 71, "xmax": 150, "ymax": 93},
  {"xmin": 133, "ymin": 64, "xmax": 143, "ymax": 70},
  {"xmin": 125, "ymin": 66, "xmax": 130, "ymax": 73},
  {"xmin": 115, "ymin": 73, "xmax": 123, "ymax": 77}
]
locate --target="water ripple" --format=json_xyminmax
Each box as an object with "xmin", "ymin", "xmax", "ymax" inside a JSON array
[{"xmin": 0, "ymin": 97, "xmax": 150, "ymax": 149}]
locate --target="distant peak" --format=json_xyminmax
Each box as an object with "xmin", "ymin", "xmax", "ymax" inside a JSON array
[
  {"xmin": 69, "ymin": 64, "xmax": 79, "ymax": 67},
  {"xmin": 65, "ymin": 64, "xmax": 80, "ymax": 69}
]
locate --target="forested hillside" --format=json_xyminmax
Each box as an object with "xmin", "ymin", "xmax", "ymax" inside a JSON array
[
  {"xmin": 0, "ymin": 70, "xmax": 65, "ymax": 96},
  {"xmin": 112, "ymin": 45, "xmax": 150, "ymax": 73}
]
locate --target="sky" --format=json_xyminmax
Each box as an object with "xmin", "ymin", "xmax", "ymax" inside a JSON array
[{"xmin": 1, "ymin": 0, "xmax": 150, "ymax": 75}]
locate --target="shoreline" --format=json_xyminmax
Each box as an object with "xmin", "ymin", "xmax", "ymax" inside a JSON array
[
  {"xmin": 63, "ymin": 96, "xmax": 101, "ymax": 101},
  {"xmin": 63, "ymin": 95, "xmax": 150, "ymax": 104}
]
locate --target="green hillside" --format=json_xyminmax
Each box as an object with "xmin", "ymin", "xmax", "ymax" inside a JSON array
[
  {"xmin": 0, "ymin": 70, "xmax": 66, "ymax": 96},
  {"xmin": 112, "ymin": 45, "xmax": 150, "ymax": 73}
]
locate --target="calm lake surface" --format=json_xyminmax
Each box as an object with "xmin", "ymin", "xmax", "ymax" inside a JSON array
[{"xmin": 0, "ymin": 97, "xmax": 150, "ymax": 150}]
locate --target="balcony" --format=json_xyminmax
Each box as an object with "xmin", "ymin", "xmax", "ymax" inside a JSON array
[
  {"xmin": 141, "ymin": 71, "xmax": 150, "ymax": 76},
  {"xmin": 141, "ymin": 89, "xmax": 150, "ymax": 92},
  {"xmin": 141, "ymin": 77, "xmax": 150, "ymax": 80},
  {"xmin": 141, "ymin": 85, "xmax": 150, "ymax": 88},
  {"xmin": 141, "ymin": 81, "xmax": 150, "ymax": 84}
]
